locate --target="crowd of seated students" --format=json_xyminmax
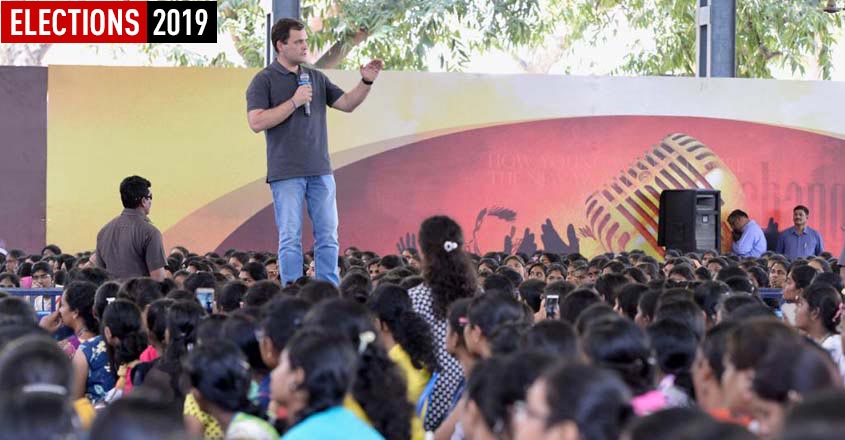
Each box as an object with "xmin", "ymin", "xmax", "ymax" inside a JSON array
[{"xmin": 0, "ymin": 216, "xmax": 844, "ymax": 440}]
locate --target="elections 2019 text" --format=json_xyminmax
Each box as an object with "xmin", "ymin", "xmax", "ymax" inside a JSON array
[{"xmin": 0, "ymin": 1, "xmax": 216, "ymax": 43}]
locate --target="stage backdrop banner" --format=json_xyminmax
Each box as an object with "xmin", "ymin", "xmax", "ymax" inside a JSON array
[{"xmin": 46, "ymin": 66, "xmax": 845, "ymax": 257}]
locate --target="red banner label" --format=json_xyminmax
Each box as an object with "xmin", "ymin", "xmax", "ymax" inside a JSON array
[{"xmin": 1, "ymin": 1, "xmax": 216, "ymax": 43}]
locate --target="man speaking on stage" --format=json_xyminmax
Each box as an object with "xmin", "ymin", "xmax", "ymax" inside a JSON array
[{"xmin": 246, "ymin": 18, "xmax": 382, "ymax": 286}]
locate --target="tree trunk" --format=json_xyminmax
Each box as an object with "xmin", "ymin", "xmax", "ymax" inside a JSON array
[
  {"xmin": 315, "ymin": 29, "xmax": 369, "ymax": 69},
  {"xmin": 510, "ymin": 23, "xmax": 569, "ymax": 74},
  {"xmin": 512, "ymin": 42, "xmax": 567, "ymax": 74}
]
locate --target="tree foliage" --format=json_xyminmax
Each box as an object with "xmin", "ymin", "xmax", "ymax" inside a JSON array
[
  {"xmin": 137, "ymin": 0, "xmax": 548, "ymax": 70},
  {"xmin": 1, "ymin": 0, "xmax": 843, "ymax": 80},
  {"xmin": 139, "ymin": 0, "xmax": 265, "ymax": 67},
  {"xmin": 564, "ymin": 0, "xmax": 844, "ymax": 79},
  {"xmin": 303, "ymin": 0, "xmax": 550, "ymax": 70}
]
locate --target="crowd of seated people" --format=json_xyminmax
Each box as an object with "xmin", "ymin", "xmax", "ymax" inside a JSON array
[{"xmin": 0, "ymin": 215, "xmax": 843, "ymax": 440}]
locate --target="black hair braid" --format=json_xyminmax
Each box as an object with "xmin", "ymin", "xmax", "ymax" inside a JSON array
[
  {"xmin": 425, "ymin": 250, "xmax": 477, "ymax": 319},
  {"xmin": 393, "ymin": 310, "xmax": 440, "ymax": 372},
  {"xmin": 113, "ymin": 329, "xmax": 149, "ymax": 366},
  {"xmin": 352, "ymin": 344, "xmax": 413, "ymax": 440}
]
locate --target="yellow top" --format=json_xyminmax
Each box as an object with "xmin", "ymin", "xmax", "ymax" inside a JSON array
[
  {"xmin": 74, "ymin": 398, "xmax": 96, "ymax": 430},
  {"xmin": 343, "ymin": 394, "xmax": 371, "ymax": 424},
  {"xmin": 344, "ymin": 393, "xmax": 425, "ymax": 440},
  {"xmin": 184, "ymin": 392, "xmax": 224, "ymax": 440},
  {"xmin": 388, "ymin": 345, "xmax": 432, "ymax": 404}
]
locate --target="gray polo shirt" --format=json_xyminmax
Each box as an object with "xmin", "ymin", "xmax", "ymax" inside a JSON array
[
  {"xmin": 246, "ymin": 61, "xmax": 345, "ymax": 182},
  {"xmin": 95, "ymin": 209, "xmax": 166, "ymax": 279}
]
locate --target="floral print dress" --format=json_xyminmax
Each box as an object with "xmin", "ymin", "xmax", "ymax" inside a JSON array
[{"xmin": 79, "ymin": 335, "xmax": 115, "ymax": 403}]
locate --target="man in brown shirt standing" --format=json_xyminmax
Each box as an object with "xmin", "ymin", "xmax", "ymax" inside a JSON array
[{"xmin": 94, "ymin": 175, "xmax": 166, "ymax": 281}]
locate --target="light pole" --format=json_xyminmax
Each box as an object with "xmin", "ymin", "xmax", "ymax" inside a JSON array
[
  {"xmin": 265, "ymin": 0, "xmax": 301, "ymax": 66},
  {"xmin": 696, "ymin": 0, "xmax": 736, "ymax": 78}
]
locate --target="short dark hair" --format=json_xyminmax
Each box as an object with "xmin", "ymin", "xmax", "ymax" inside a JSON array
[
  {"xmin": 0, "ymin": 391, "xmax": 75, "ymax": 440},
  {"xmin": 229, "ymin": 252, "xmax": 250, "ymax": 266},
  {"xmin": 602, "ymin": 260, "xmax": 626, "ymax": 274},
  {"xmin": 6, "ymin": 249, "xmax": 25, "ymax": 261},
  {"xmin": 542, "ymin": 363, "xmax": 633, "ymax": 438},
  {"xmin": 518, "ymin": 279, "xmax": 545, "ymax": 313},
  {"xmin": 781, "ymin": 390, "xmax": 845, "ymax": 440},
  {"xmin": 560, "ymin": 288, "xmax": 602, "ymax": 325},
  {"xmin": 482, "ymin": 273, "xmax": 514, "ymax": 293},
  {"xmin": 0, "ymin": 297, "xmax": 37, "ymax": 324},
  {"xmin": 183, "ymin": 271, "xmax": 216, "ymax": 294},
  {"xmin": 6, "ymin": 249, "xmax": 25, "ymax": 260},
  {"xmin": 616, "ymin": 283, "xmax": 649, "ymax": 320},
  {"xmin": 699, "ymin": 321, "xmax": 737, "ymax": 382},
  {"xmin": 90, "ymin": 393, "xmax": 185, "ymax": 440},
  {"xmin": 522, "ymin": 320, "xmax": 579, "ymax": 359},
  {"xmin": 240, "ymin": 262, "xmax": 267, "ymax": 282},
  {"xmin": 716, "ymin": 265, "xmax": 747, "ymax": 283},
  {"xmin": 68, "ymin": 267, "xmax": 111, "ymax": 287},
  {"xmin": 217, "ymin": 281, "xmax": 248, "ymax": 313},
  {"xmin": 495, "ymin": 266, "xmax": 523, "ymax": 288},
  {"xmin": 339, "ymin": 271, "xmax": 372, "ymax": 304},
  {"xmin": 654, "ymin": 301, "xmax": 707, "ymax": 339},
  {"xmin": 297, "ymin": 280, "xmax": 339, "ymax": 305},
  {"xmin": 637, "ymin": 289, "xmax": 661, "ymax": 323},
  {"xmin": 467, "ymin": 291, "xmax": 527, "ymax": 337},
  {"xmin": 119, "ymin": 175, "xmax": 151, "ymax": 209},
  {"xmin": 378, "ymin": 255, "xmax": 405, "ymax": 270},
  {"xmin": 594, "ymin": 273, "xmax": 629, "ymax": 303},
  {"xmin": 271, "ymin": 18, "xmax": 305, "ymax": 52},
  {"xmin": 0, "ymin": 273, "xmax": 20, "ymax": 288},
  {"xmin": 118, "ymin": 277, "xmax": 163, "ymax": 310},
  {"xmin": 41, "ymin": 245, "xmax": 61, "ymax": 256},
  {"xmin": 243, "ymin": 280, "xmax": 280, "ymax": 307},
  {"xmin": 791, "ymin": 264, "xmax": 819, "ymax": 290},
  {"xmin": 727, "ymin": 209, "xmax": 748, "ymax": 222},
  {"xmin": 261, "ymin": 297, "xmax": 310, "ymax": 351},
  {"xmin": 725, "ymin": 276, "xmax": 756, "ymax": 295},
  {"xmin": 31, "ymin": 261, "xmax": 52, "ymax": 276},
  {"xmin": 794, "ymin": 205, "xmax": 810, "ymax": 216}
]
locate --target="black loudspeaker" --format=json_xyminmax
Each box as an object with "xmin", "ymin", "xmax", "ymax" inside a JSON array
[{"xmin": 657, "ymin": 189, "xmax": 721, "ymax": 253}]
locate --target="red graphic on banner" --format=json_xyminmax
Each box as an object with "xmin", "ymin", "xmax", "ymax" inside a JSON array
[{"xmin": 211, "ymin": 116, "xmax": 845, "ymax": 257}]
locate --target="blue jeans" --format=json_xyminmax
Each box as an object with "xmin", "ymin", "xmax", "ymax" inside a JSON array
[{"xmin": 270, "ymin": 175, "xmax": 339, "ymax": 286}]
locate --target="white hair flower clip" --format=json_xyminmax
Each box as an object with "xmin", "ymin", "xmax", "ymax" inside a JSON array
[
  {"xmin": 443, "ymin": 241, "xmax": 458, "ymax": 253},
  {"xmin": 358, "ymin": 331, "xmax": 376, "ymax": 354}
]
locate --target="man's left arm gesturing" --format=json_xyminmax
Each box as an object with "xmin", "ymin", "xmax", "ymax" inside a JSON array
[{"xmin": 331, "ymin": 59, "xmax": 383, "ymax": 113}]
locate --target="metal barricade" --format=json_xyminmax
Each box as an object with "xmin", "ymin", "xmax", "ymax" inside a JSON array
[
  {"xmin": 758, "ymin": 288, "xmax": 784, "ymax": 305},
  {"xmin": 2, "ymin": 288, "xmax": 64, "ymax": 319}
]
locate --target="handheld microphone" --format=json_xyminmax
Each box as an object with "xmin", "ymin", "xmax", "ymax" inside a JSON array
[
  {"xmin": 583, "ymin": 133, "xmax": 745, "ymax": 255},
  {"xmin": 298, "ymin": 72, "xmax": 311, "ymax": 116}
]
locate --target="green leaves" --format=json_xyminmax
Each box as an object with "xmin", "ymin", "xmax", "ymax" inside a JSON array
[
  {"xmin": 305, "ymin": 0, "xmax": 546, "ymax": 69},
  {"xmin": 136, "ymin": 0, "xmax": 841, "ymax": 79},
  {"xmin": 577, "ymin": 0, "xmax": 843, "ymax": 79},
  {"xmin": 142, "ymin": 0, "xmax": 266, "ymax": 68}
]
